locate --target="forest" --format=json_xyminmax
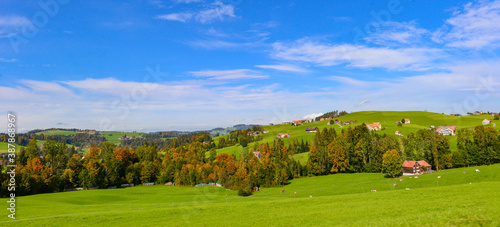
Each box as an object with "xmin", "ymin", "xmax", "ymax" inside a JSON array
[{"xmin": 1, "ymin": 124, "xmax": 498, "ymax": 197}]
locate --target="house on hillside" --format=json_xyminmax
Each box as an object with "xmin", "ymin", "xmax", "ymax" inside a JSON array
[
  {"xmin": 305, "ymin": 127, "xmax": 319, "ymax": 133},
  {"xmin": 404, "ymin": 119, "xmax": 410, "ymax": 124},
  {"xmin": 301, "ymin": 119, "xmax": 310, "ymax": 123},
  {"xmin": 320, "ymin": 118, "xmax": 325, "ymax": 121},
  {"xmin": 450, "ymin": 114, "xmax": 461, "ymax": 117},
  {"xmin": 474, "ymin": 110, "xmax": 484, "ymax": 115},
  {"xmin": 482, "ymin": 119, "xmax": 492, "ymax": 125},
  {"xmin": 435, "ymin": 126, "xmax": 457, "ymax": 136},
  {"xmin": 343, "ymin": 120, "xmax": 355, "ymax": 125},
  {"xmin": 334, "ymin": 119, "xmax": 341, "ymax": 124},
  {"xmin": 293, "ymin": 120, "xmax": 302, "ymax": 126},
  {"xmin": 262, "ymin": 130, "xmax": 269, "ymax": 134},
  {"xmin": 252, "ymin": 151, "xmax": 261, "ymax": 160},
  {"xmin": 402, "ymin": 160, "xmax": 432, "ymax": 175},
  {"xmin": 395, "ymin": 131, "xmax": 402, "ymax": 136},
  {"xmin": 366, "ymin": 122, "xmax": 382, "ymax": 131},
  {"xmin": 277, "ymin": 133, "xmax": 291, "ymax": 139}
]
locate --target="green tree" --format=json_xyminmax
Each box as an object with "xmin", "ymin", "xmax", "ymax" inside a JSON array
[{"xmin": 382, "ymin": 149, "xmax": 402, "ymax": 178}]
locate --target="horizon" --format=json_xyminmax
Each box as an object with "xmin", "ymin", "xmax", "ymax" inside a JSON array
[{"xmin": 1, "ymin": 0, "xmax": 500, "ymax": 132}]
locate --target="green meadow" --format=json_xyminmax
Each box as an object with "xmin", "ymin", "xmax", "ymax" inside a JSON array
[
  {"xmin": 35, "ymin": 130, "xmax": 78, "ymax": 136},
  {"xmin": 1, "ymin": 164, "xmax": 498, "ymax": 226},
  {"xmin": 213, "ymin": 111, "xmax": 499, "ymax": 159},
  {"xmin": 102, "ymin": 132, "xmax": 145, "ymax": 145},
  {"xmin": 0, "ymin": 142, "xmax": 24, "ymax": 153}
]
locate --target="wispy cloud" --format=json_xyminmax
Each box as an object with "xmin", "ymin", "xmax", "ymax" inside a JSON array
[
  {"xmin": 303, "ymin": 113, "xmax": 323, "ymax": 119},
  {"xmin": 156, "ymin": 1, "xmax": 235, "ymax": 23},
  {"xmin": 436, "ymin": 0, "xmax": 500, "ymax": 49},
  {"xmin": 186, "ymin": 39, "xmax": 242, "ymax": 49},
  {"xmin": 156, "ymin": 12, "xmax": 194, "ymax": 22},
  {"xmin": 255, "ymin": 64, "xmax": 309, "ymax": 73},
  {"xmin": 189, "ymin": 69, "xmax": 268, "ymax": 80},
  {"xmin": 272, "ymin": 39, "xmax": 443, "ymax": 71},
  {"xmin": 0, "ymin": 15, "xmax": 31, "ymax": 37},
  {"xmin": 365, "ymin": 21, "xmax": 429, "ymax": 46},
  {"xmin": 0, "ymin": 58, "xmax": 17, "ymax": 63}
]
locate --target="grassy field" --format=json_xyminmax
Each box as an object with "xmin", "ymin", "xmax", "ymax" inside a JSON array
[
  {"xmin": 102, "ymin": 132, "xmax": 145, "ymax": 145},
  {"xmin": 35, "ymin": 130, "xmax": 78, "ymax": 136},
  {"xmin": 2, "ymin": 164, "xmax": 498, "ymax": 226},
  {"xmin": 214, "ymin": 111, "xmax": 500, "ymax": 161},
  {"xmin": 0, "ymin": 142, "xmax": 24, "ymax": 153}
]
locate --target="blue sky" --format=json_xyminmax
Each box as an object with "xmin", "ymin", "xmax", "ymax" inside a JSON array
[{"xmin": 1, "ymin": 0, "xmax": 500, "ymax": 132}]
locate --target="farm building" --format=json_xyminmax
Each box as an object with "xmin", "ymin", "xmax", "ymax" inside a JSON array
[
  {"xmin": 293, "ymin": 120, "xmax": 302, "ymax": 126},
  {"xmin": 305, "ymin": 127, "xmax": 319, "ymax": 133},
  {"xmin": 435, "ymin": 126, "xmax": 457, "ymax": 136},
  {"xmin": 277, "ymin": 133, "xmax": 291, "ymax": 139},
  {"xmin": 403, "ymin": 160, "xmax": 432, "ymax": 174},
  {"xmin": 404, "ymin": 119, "xmax": 410, "ymax": 124},
  {"xmin": 482, "ymin": 119, "xmax": 492, "ymax": 125},
  {"xmin": 252, "ymin": 151, "xmax": 261, "ymax": 160},
  {"xmin": 366, "ymin": 122, "xmax": 382, "ymax": 131},
  {"xmin": 395, "ymin": 131, "xmax": 402, "ymax": 136},
  {"xmin": 343, "ymin": 120, "xmax": 355, "ymax": 125}
]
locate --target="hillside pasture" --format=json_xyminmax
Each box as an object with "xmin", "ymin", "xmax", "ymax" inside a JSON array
[{"xmin": 1, "ymin": 164, "xmax": 498, "ymax": 226}]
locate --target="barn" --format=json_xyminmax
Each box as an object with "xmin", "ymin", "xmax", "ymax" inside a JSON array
[{"xmin": 402, "ymin": 160, "xmax": 432, "ymax": 174}]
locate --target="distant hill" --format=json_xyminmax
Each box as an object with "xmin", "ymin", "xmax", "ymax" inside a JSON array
[{"xmin": 210, "ymin": 124, "xmax": 260, "ymax": 136}]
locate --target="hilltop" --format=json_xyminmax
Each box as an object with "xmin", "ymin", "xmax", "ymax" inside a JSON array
[{"xmin": 212, "ymin": 111, "xmax": 499, "ymax": 157}]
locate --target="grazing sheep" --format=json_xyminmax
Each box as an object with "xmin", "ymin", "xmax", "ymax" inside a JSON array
[
  {"xmin": 437, "ymin": 176, "xmax": 441, "ymax": 179},
  {"xmin": 406, "ymin": 188, "xmax": 410, "ymax": 190},
  {"xmin": 294, "ymin": 192, "xmax": 298, "ymax": 195},
  {"xmin": 476, "ymin": 169, "xmax": 480, "ymax": 173},
  {"xmin": 371, "ymin": 190, "xmax": 377, "ymax": 192},
  {"xmin": 280, "ymin": 190, "xmax": 285, "ymax": 193},
  {"xmin": 393, "ymin": 184, "xmax": 398, "ymax": 187},
  {"xmin": 400, "ymin": 179, "xmax": 403, "ymax": 182},
  {"xmin": 409, "ymin": 177, "xmax": 412, "ymax": 179},
  {"xmin": 415, "ymin": 176, "xmax": 419, "ymax": 178}
]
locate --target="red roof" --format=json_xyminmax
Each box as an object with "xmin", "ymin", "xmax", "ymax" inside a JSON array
[{"xmin": 403, "ymin": 160, "xmax": 432, "ymax": 168}]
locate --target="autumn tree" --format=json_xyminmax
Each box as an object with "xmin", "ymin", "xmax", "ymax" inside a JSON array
[{"xmin": 382, "ymin": 149, "xmax": 402, "ymax": 178}]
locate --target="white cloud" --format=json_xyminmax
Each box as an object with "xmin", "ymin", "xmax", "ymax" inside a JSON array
[
  {"xmin": 326, "ymin": 60, "xmax": 500, "ymax": 113},
  {"xmin": 0, "ymin": 15, "xmax": 31, "ymax": 37},
  {"xmin": 255, "ymin": 64, "xmax": 309, "ymax": 73},
  {"xmin": 272, "ymin": 39, "xmax": 443, "ymax": 71},
  {"xmin": 439, "ymin": 0, "xmax": 500, "ymax": 49},
  {"xmin": 355, "ymin": 100, "xmax": 369, "ymax": 107},
  {"xmin": 195, "ymin": 1, "xmax": 235, "ymax": 23},
  {"xmin": 156, "ymin": 1, "xmax": 235, "ymax": 23},
  {"xmin": 156, "ymin": 12, "xmax": 194, "ymax": 22},
  {"xmin": 365, "ymin": 21, "xmax": 429, "ymax": 46},
  {"xmin": 189, "ymin": 69, "xmax": 268, "ymax": 80},
  {"xmin": 1, "ymin": 77, "xmax": 333, "ymax": 132},
  {"xmin": 0, "ymin": 58, "xmax": 17, "ymax": 63},
  {"xmin": 187, "ymin": 39, "xmax": 241, "ymax": 49},
  {"xmin": 303, "ymin": 113, "xmax": 323, "ymax": 119},
  {"xmin": 174, "ymin": 0, "xmax": 203, "ymax": 3}
]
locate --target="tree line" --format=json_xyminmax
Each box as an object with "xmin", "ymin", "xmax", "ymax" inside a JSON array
[{"xmin": 1, "ymin": 124, "xmax": 498, "ymax": 198}]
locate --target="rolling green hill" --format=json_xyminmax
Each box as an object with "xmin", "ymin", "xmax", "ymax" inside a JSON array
[
  {"xmin": 0, "ymin": 142, "xmax": 24, "ymax": 153},
  {"xmin": 35, "ymin": 130, "xmax": 78, "ymax": 136},
  {"xmin": 2, "ymin": 164, "xmax": 498, "ymax": 226},
  {"xmin": 102, "ymin": 132, "xmax": 145, "ymax": 145},
  {"xmin": 213, "ymin": 111, "xmax": 499, "ymax": 160}
]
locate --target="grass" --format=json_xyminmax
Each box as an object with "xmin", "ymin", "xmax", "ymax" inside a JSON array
[
  {"xmin": 35, "ymin": 130, "xmax": 78, "ymax": 136},
  {"xmin": 214, "ymin": 111, "xmax": 500, "ymax": 162},
  {"xmin": 0, "ymin": 142, "xmax": 24, "ymax": 153},
  {"xmin": 102, "ymin": 132, "xmax": 145, "ymax": 145},
  {"xmin": 2, "ymin": 164, "xmax": 499, "ymax": 226}
]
